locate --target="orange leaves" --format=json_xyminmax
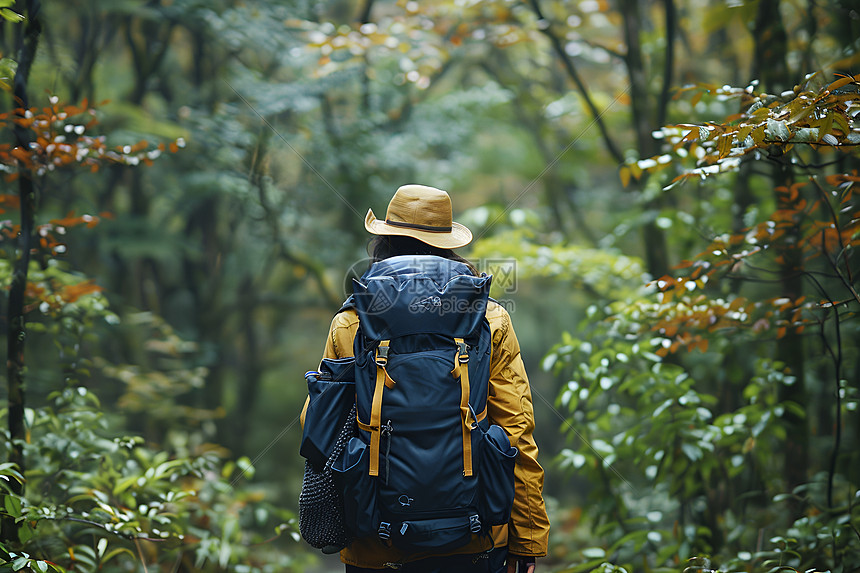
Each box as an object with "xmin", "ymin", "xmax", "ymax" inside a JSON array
[
  {"xmin": 648, "ymin": 282, "xmax": 813, "ymax": 356},
  {"xmin": 825, "ymin": 173, "xmax": 860, "ymax": 187},
  {"xmin": 653, "ymin": 274, "xmax": 710, "ymax": 304},
  {"xmin": 58, "ymin": 279, "xmax": 104, "ymax": 303},
  {"xmin": 648, "ymin": 170, "xmax": 860, "ymax": 357},
  {"xmin": 825, "ymin": 72, "xmax": 860, "ymax": 94},
  {"xmin": 0, "ymin": 192, "xmax": 20, "ymax": 213},
  {"xmin": 22, "ymin": 278, "xmax": 104, "ymax": 315},
  {"xmin": 649, "ymin": 274, "xmax": 737, "ymax": 356},
  {"xmin": 804, "ymin": 220, "xmax": 858, "ymax": 255},
  {"xmin": 0, "ymin": 96, "xmax": 184, "ymax": 180},
  {"xmin": 654, "ymin": 334, "xmax": 709, "ymax": 358},
  {"xmin": 685, "ymin": 175, "xmax": 858, "ymax": 276},
  {"xmin": 716, "ymin": 132, "xmax": 733, "ymax": 159},
  {"xmin": 619, "ymin": 164, "xmax": 632, "ymax": 188},
  {"xmin": 0, "ymin": 211, "xmax": 109, "ymax": 260},
  {"xmin": 619, "ymin": 153, "xmax": 673, "ymax": 187},
  {"xmin": 629, "ymin": 76, "xmax": 860, "ymax": 189},
  {"xmin": 628, "ymin": 76, "xmax": 860, "ymax": 359},
  {"xmin": 49, "ymin": 212, "xmax": 103, "ymax": 229}
]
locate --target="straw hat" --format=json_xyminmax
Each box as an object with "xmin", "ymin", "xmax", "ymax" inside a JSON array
[{"xmin": 364, "ymin": 184, "xmax": 473, "ymax": 249}]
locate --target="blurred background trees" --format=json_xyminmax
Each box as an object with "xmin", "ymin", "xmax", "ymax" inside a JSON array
[{"xmin": 1, "ymin": 0, "xmax": 858, "ymax": 571}]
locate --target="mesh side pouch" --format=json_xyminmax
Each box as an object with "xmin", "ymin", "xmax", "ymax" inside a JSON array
[{"xmin": 299, "ymin": 405, "xmax": 356, "ymax": 553}]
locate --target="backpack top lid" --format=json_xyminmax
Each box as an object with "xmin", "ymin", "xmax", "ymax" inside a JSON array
[{"xmin": 352, "ymin": 255, "xmax": 492, "ymax": 341}]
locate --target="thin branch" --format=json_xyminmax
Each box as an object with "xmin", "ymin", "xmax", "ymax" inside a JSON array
[
  {"xmin": 527, "ymin": 0, "xmax": 625, "ymax": 164},
  {"xmin": 134, "ymin": 539, "xmax": 150, "ymax": 573},
  {"xmin": 575, "ymin": 38, "xmax": 624, "ymax": 60},
  {"xmin": 810, "ymin": 230, "xmax": 844, "ymax": 510},
  {"xmin": 811, "ymin": 176, "xmax": 855, "ymax": 285},
  {"xmin": 249, "ymin": 128, "xmax": 342, "ymax": 308},
  {"xmin": 381, "ymin": 57, "xmax": 456, "ymax": 131},
  {"xmin": 478, "ymin": 56, "xmax": 598, "ymax": 244},
  {"xmin": 825, "ymin": 304, "xmax": 843, "ymax": 510},
  {"xmin": 0, "ymin": 514, "xmax": 173, "ymax": 544}
]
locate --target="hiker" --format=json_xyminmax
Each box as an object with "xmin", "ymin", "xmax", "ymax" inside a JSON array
[{"xmin": 318, "ymin": 184, "xmax": 550, "ymax": 572}]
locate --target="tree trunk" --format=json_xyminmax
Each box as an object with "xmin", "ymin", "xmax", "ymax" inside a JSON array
[
  {"xmin": 3, "ymin": 0, "xmax": 41, "ymax": 543},
  {"xmin": 750, "ymin": 0, "xmax": 809, "ymax": 502},
  {"xmin": 619, "ymin": 0, "xmax": 670, "ymax": 278},
  {"xmin": 233, "ymin": 277, "xmax": 262, "ymax": 453},
  {"xmin": 751, "ymin": 0, "xmax": 791, "ymax": 94},
  {"xmin": 773, "ymin": 162, "xmax": 808, "ymax": 497}
]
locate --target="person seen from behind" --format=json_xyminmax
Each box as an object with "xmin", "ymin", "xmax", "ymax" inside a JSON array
[{"xmin": 319, "ymin": 184, "xmax": 550, "ymax": 572}]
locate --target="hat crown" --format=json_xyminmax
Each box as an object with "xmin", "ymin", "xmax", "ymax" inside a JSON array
[
  {"xmin": 385, "ymin": 185, "xmax": 453, "ymax": 231},
  {"xmin": 364, "ymin": 184, "xmax": 472, "ymax": 249}
]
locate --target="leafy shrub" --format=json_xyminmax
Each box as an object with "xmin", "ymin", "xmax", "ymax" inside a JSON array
[{"xmin": 1, "ymin": 383, "xmax": 303, "ymax": 572}]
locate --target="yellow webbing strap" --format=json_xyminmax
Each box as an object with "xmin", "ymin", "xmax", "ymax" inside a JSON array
[
  {"xmin": 368, "ymin": 340, "xmax": 391, "ymax": 477},
  {"xmin": 455, "ymin": 338, "xmax": 474, "ymax": 477},
  {"xmin": 473, "ymin": 406, "xmax": 488, "ymax": 424},
  {"xmin": 356, "ymin": 416, "xmax": 373, "ymax": 432}
]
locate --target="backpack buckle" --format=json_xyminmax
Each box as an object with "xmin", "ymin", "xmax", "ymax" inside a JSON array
[
  {"xmin": 378, "ymin": 521, "xmax": 392, "ymax": 541},
  {"xmin": 376, "ymin": 344, "xmax": 389, "ymax": 367},
  {"xmin": 457, "ymin": 341, "xmax": 469, "ymax": 364}
]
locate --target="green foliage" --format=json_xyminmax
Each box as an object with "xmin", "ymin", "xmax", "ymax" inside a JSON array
[
  {"xmin": 547, "ymin": 302, "xmax": 860, "ymax": 571},
  {"xmin": 0, "ymin": 47, "xmax": 299, "ymax": 571},
  {"xmin": 0, "ymin": 57, "xmax": 16, "ymax": 92},
  {"xmin": 0, "ymin": 0, "xmax": 23, "ymax": 24},
  {"xmin": 0, "ymin": 384, "xmax": 302, "ymax": 572},
  {"xmin": 548, "ymin": 65, "xmax": 860, "ymax": 571},
  {"xmin": 626, "ymin": 74, "xmax": 860, "ymax": 193},
  {"xmin": 470, "ymin": 228, "xmax": 648, "ymax": 301},
  {"xmin": 1, "ymin": 0, "xmax": 858, "ymax": 571}
]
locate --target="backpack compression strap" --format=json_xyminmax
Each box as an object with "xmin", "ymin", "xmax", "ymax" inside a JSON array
[
  {"xmin": 367, "ymin": 340, "xmax": 396, "ymax": 477},
  {"xmin": 452, "ymin": 338, "xmax": 475, "ymax": 477}
]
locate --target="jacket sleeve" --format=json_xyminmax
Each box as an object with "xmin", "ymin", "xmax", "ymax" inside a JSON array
[
  {"xmin": 323, "ymin": 310, "xmax": 359, "ymax": 359},
  {"xmin": 486, "ymin": 305, "xmax": 550, "ymax": 557}
]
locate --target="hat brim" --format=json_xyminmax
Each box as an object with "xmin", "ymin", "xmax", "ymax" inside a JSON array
[{"xmin": 365, "ymin": 209, "xmax": 472, "ymax": 249}]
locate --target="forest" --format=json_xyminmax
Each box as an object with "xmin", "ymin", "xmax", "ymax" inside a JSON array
[{"xmin": 1, "ymin": 0, "xmax": 859, "ymax": 571}]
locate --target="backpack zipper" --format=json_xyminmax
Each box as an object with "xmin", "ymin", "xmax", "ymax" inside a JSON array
[
  {"xmin": 306, "ymin": 370, "xmax": 332, "ymax": 380},
  {"xmin": 381, "ymin": 420, "xmax": 393, "ymax": 485}
]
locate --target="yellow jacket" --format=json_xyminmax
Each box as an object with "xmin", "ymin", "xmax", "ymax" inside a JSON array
[{"xmin": 309, "ymin": 300, "xmax": 550, "ymax": 568}]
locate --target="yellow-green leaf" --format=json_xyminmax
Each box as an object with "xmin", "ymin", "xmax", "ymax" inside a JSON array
[
  {"xmin": 619, "ymin": 165, "xmax": 631, "ymax": 188},
  {"xmin": 826, "ymin": 75, "xmax": 855, "ymax": 93},
  {"xmin": 736, "ymin": 124, "xmax": 753, "ymax": 144}
]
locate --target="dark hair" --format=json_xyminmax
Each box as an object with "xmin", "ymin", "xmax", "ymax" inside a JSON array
[{"xmin": 368, "ymin": 235, "xmax": 479, "ymax": 275}]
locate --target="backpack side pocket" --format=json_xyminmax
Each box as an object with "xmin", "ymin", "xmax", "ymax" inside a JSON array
[
  {"xmin": 477, "ymin": 423, "xmax": 518, "ymax": 526},
  {"xmin": 332, "ymin": 436, "xmax": 379, "ymax": 540},
  {"xmin": 301, "ymin": 357, "xmax": 356, "ymax": 467}
]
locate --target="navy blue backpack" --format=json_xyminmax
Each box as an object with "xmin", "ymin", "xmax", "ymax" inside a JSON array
[{"xmin": 318, "ymin": 255, "xmax": 519, "ymax": 552}]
